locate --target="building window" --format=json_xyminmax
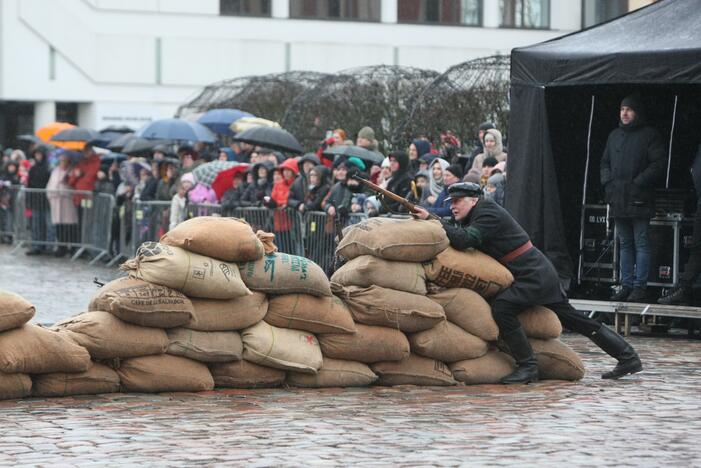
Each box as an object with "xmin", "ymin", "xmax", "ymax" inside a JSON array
[
  {"xmin": 220, "ymin": 0, "xmax": 271, "ymax": 17},
  {"xmin": 500, "ymin": 0, "xmax": 549, "ymax": 28},
  {"xmin": 582, "ymin": 0, "xmax": 628, "ymax": 28},
  {"xmin": 289, "ymin": 0, "xmax": 381, "ymax": 22},
  {"xmin": 397, "ymin": 0, "xmax": 482, "ymax": 26}
]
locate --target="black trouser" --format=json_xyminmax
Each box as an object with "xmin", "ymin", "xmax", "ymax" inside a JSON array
[{"xmin": 492, "ymin": 298, "xmax": 601, "ymax": 338}]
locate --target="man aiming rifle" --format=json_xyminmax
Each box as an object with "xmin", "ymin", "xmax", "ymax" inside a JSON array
[{"xmin": 413, "ymin": 182, "xmax": 642, "ymax": 383}]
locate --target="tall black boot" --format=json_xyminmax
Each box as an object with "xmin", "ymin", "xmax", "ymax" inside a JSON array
[
  {"xmin": 499, "ymin": 327, "xmax": 539, "ymax": 384},
  {"xmin": 588, "ymin": 324, "xmax": 643, "ymax": 379}
]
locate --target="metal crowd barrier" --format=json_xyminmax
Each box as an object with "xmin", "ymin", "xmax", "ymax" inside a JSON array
[
  {"xmin": 0, "ymin": 184, "xmax": 21, "ymax": 244},
  {"xmin": 7, "ymin": 187, "xmax": 114, "ymax": 265}
]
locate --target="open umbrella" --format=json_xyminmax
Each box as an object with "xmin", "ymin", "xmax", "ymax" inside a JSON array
[
  {"xmin": 122, "ymin": 137, "xmax": 170, "ymax": 154},
  {"xmin": 233, "ymin": 126, "xmax": 303, "ymax": 154},
  {"xmin": 100, "ymin": 152, "xmax": 128, "ymax": 165},
  {"xmin": 322, "ymin": 145, "xmax": 384, "ymax": 165},
  {"xmin": 212, "ymin": 164, "xmax": 250, "ymax": 200},
  {"xmin": 192, "ymin": 160, "xmax": 239, "ymax": 187},
  {"xmin": 17, "ymin": 134, "xmax": 43, "ymax": 144},
  {"xmin": 135, "ymin": 118, "xmax": 216, "ymax": 143},
  {"xmin": 230, "ymin": 117, "xmax": 280, "ymax": 134},
  {"xmin": 106, "ymin": 133, "xmax": 135, "ymax": 151},
  {"xmin": 99, "ymin": 125, "xmax": 133, "ymax": 134},
  {"xmin": 198, "ymin": 109, "xmax": 253, "ymax": 135},
  {"xmin": 36, "ymin": 122, "xmax": 84, "ymax": 150},
  {"xmin": 51, "ymin": 127, "xmax": 101, "ymax": 142}
]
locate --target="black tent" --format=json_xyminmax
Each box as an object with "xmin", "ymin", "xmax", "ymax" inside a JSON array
[{"xmin": 507, "ymin": 0, "xmax": 701, "ymax": 285}]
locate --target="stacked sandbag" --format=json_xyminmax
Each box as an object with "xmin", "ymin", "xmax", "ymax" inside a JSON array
[
  {"xmin": 322, "ymin": 220, "xmax": 454, "ymax": 384},
  {"xmin": 89, "ymin": 277, "xmax": 193, "ymax": 328},
  {"xmin": 238, "ymin": 252, "xmax": 332, "ymax": 297},
  {"xmin": 0, "ymin": 289, "xmax": 36, "ymax": 332},
  {"xmin": 32, "ymin": 363, "xmax": 120, "ymax": 397},
  {"xmin": 0, "ymin": 291, "xmax": 36, "ymax": 399},
  {"xmin": 121, "ymin": 242, "xmax": 250, "ymax": 299}
]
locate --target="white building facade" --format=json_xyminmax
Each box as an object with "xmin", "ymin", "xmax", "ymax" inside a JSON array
[{"xmin": 0, "ymin": 0, "xmax": 651, "ymax": 144}]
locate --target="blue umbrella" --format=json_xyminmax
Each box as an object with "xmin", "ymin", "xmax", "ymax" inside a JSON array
[
  {"xmin": 198, "ymin": 109, "xmax": 253, "ymax": 135},
  {"xmin": 135, "ymin": 118, "xmax": 216, "ymax": 143}
]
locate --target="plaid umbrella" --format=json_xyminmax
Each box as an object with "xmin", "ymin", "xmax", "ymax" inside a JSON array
[{"xmin": 192, "ymin": 160, "xmax": 239, "ymax": 187}]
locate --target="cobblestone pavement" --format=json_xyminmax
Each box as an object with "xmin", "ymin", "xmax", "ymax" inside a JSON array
[
  {"xmin": 0, "ymin": 245, "xmax": 121, "ymax": 325},
  {"xmin": 1, "ymin": 246, "xmax": 701, "ymax": 465}
]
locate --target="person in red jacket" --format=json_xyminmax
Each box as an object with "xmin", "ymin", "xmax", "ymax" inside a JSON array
[
  {"xmin": 67, "ymin": 143, "xmax": 101, "ymax": 207},
  {"xmin": 265, "ymin": 157, "xmax": 300, "ymax": 253}
]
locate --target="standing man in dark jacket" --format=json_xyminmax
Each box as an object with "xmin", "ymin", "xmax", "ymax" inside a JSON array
[
  {"xmin": 600, "ymin": 95, "xmax": 665, "ymax": 302},
  {"xmin": 414, "ymin": 183, "xmax": 643, "ymax": 384}
]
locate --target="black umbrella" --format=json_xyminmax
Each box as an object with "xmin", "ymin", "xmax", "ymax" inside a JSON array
[
  {"xmin": 233, "ymin": 126, "xmax": 303, "ymax": 154},
  {"xmin": 17, "ymin": 134, "xmax": 43, "ymax": 144},
  {"xmin": 99, "ymin": 125, "xmax": 133, "ymax": 134},
  {"xmin": 122, "ymin": 137, "xmax": 171, "ymax": 154},
  {"xmin": 51, "ymin": 127, "xmax": 101, "ymax": 142},
  {"xmin": 323, "ymin": 145, "xmax": 384, "ymax": 165},
  {"xmin": 106, "ymin": 133, "xmax": 135, "ymax": 151},
  {"xmin": 100, "ymin": 152, "xmax": 128, "ymax": 165}
]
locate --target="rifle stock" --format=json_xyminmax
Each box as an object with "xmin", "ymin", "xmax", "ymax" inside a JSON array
[{"xmin": 352, "ymin": 175, "xmax": 440, "ymax": 220}]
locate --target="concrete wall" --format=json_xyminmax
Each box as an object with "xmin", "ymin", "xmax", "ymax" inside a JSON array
[{"xmin": 1, "ymin": 0, "xmax": 581, "ymax": 129}]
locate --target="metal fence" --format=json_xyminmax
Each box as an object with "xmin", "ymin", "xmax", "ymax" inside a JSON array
[
  {"xmin": 4, "ymin": 186, "xmax": 115, "ymax": 265},
  {"xmin": 3, "ymin": 187, "xmax": 376, "ymax": 270}
]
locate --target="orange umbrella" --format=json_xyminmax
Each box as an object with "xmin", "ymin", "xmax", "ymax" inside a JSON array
[{"xmin": 35, "ymin": 122, "xmax": 84, "ymax": 150}]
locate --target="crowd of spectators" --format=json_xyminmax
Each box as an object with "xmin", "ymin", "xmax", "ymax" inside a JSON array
[{"xmin": 0, "ymin": 122, "xmax": 507, "ymax": 256}]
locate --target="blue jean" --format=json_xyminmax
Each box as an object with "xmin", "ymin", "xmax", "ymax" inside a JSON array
[{"xmin": 615, "ymin": 218, "xmax": 650, "ymax": 289}]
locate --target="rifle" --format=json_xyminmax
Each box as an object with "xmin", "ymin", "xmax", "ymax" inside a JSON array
[{"xmin": 352, "ymin": 175, "xmax": 440, "ymax": 220}]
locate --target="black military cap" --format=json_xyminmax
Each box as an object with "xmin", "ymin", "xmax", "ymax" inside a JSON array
[{"xmin": 446, "ymin": 182, "xmax": 482, "ymax": 201}]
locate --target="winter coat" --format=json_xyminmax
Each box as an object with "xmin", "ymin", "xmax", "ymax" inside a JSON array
[
  {"xmin": 156, "ymin": 178, "xmax": 175, "ymax": 201},
  {"xmin": 27, "ymin": 159, "xmax": 51, "ymax": 210},
  {"xmin": 239, "ymin": 162, "xmax": 274, "ymax": 207},
  {"xmin": 67, "ymin": 153, "xmax": 101, "ymax": 206},
  {"xmin": 600, "ymin": 121, "xmax": 665, "ymax": 218},
  {"xmin": 287, "ymin": 154, "xmax": 320, "ymax": 210},
  {"xmin": 427, "ymin": 186, "xmax": 451, "ymax": 218},
  {"xmin": 220, "ymin": 184, "xmax": 246, "ymax": 210},
  {"xmin": 46, "ymin": 166, "xmax": 78, "ymax": 225}
]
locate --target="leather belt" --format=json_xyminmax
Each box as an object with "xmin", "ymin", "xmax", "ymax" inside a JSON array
[{"xmin": 499, "ymin": 240, "xmax": 533, "ymax": 265}]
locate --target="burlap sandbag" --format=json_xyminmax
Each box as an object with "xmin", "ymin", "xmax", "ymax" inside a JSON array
[
  {"xmin": 450, "ymin": 350, "xmax": 516, "ymax": 385},
  {"xmin": 531, "ymin": 338, "xmax": 585, "ymax": 381},
  {"xmin": 424, "ymin": 247, "xmax": 514, "ymax": 298},
  {"xmin": 0, "ymin": 372, "xmax": 32, "ymax": 400},
  {"xmin": 408, "ymin": 321, "xmax": 488, "ymax": 362},
  {"xmin": 428, "ymin": 288, "xmax": 498, "ymax": 341},
  {"xmin": 519, "ymin": 306, "xmax": 562, "ymax": 339},
  {"xmin": 32, "ymin": 363, "xmax": 120, "ymax": 397},
  {"xmin": 286, "ymin": 357, "xmax": 377, "ymax": 388},
  {"xmin": 331, "ymin": 256, "xmax": 427, "ymax": 295},
  {"xmin": 121, "ymin": 242, "xmax": 250, "ymax": 299},
  {"xmin": 187, "ymin": 293, "xmax": 268, "ymax": 331},
  {"xmin": 318, "ymin": 324, "xmax": 410, "ymax": 363},
  {"xmin": 166, "ymin": 328, "xmax": 243, "ymax": 363},
  {"xmin": 238, "ymin": 252, "xmax": 331, "ymax": 297},
  {"xmin": 241, "ymin": 321, "xmax": 323, "ymax": 374},
  {"xmin": 0, "ymin": 325, "xmax": 90, "ymax": 374},
  {"xmin": 89, "ymin": 276, "xmax": 193, "ymax": 328},
  {"xmin": 161, "ymin": 216, "xmax": 264, "ymax": 262},
  {"xmin": 0, "ymin": 290, "xmax": 35, "ymax": 332},
  {"xmin": 265, "ymin": 294, "xmax": 356, "ymax": 334},
  {"xmin": 209, "ymin": 360, "xmax": 285, "ymax": 388},
  {"xmin": 52, "ymin": 311, "xmax": 169, "ymax": 359},
  {"xmin": 336, "ymin": 217, "xmax": 449, "ymax": 262},
  {"xmin": 331, "ymin": 283, "xmax": 444, "ymax": 333},
  {"xmin": 372, "ymin": 354, "xmax": 457, "ymax": 386},
  {"xmin": 117, "ymin": 354, "xmax": 214, "ymax": 392}
]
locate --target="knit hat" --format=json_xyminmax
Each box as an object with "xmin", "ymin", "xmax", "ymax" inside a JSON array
[
  {"xmin": 479, "ymin": 122, "xmax": 496, "ymax": 132},
  {"xmin": 181, "ymin": 173, "xmax": 195, "ymax": 185},
  {"xmin": 358, "ymin": 126, "xmax": 375, "ymax": 141},
  {"xmin": 347, "ymin": 156, "xmax": 366, "ymax": 171},
  {"xmin": 621, "ymin": 94, "xmax": 643, "ymax": 114},
  {"xmin": 446, "ymin": 164, "xmax": 464, "ymax": 179}
]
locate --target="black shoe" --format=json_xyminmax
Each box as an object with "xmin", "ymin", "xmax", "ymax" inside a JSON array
[
  {"xmin": 626, "ymin": 287, "xmax": 647, "ymax": 303},
  {"xmin": 610, "ymin": 286, "xmax": 632, "ymax": 301},
  {"xmin": 588, "ymin": 324, "xmax": 643, "ymax": 379},
  {"xmin": 25, "ymin": 250, "xmax": 41, "ymax": 256},
  {"xmin": 499, "ymin": 327, "xmax": 539, "ymax": 384},
  {"xmin": 658, "ymin": 286, "xmax": 691, "ymax": 306}
]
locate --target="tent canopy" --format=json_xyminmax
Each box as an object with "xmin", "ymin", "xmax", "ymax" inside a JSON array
[{"xmin": 507, "ymin": 0, "xmax": 701, "ymax": 281}]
